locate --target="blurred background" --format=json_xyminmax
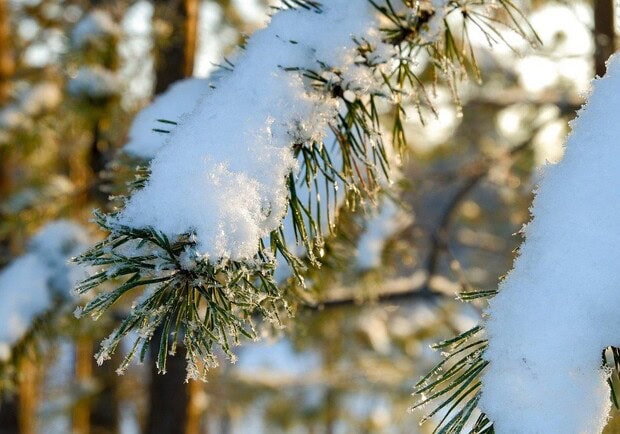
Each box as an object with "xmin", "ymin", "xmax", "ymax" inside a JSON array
[{"xmin": 0, "ymin": 0, "xmax": 618, "ymax": 433}]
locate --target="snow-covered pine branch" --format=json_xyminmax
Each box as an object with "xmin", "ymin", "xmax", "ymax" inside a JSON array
[
  {"xmin": 413, "ymin": 54, "xmax": 620, "ymax": 434},
  {"xmin": 0, "ymin": 221, "xmax": 90, "ymax": 371},
  {"xmin": 75, "ymin": 0, "xmax": 536, "ymax": 378}
]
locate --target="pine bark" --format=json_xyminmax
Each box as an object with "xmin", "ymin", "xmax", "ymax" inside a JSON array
[
  {"xmin": 0, "ymin": 0, "xmax": 16, "ymax": 258},
  {"xmin": 152, "ymin": 0, "xmax": 199, "ymax": 94},
  {"xmin": 0, "ymin": 0, "xmax": 13, "ymax": 104},
  {"xmin": 0, "ymin": 6, "xmax": 21, "ymax": 432},
  {"xmin": 145, "ymin": 1, "xmax": 200, "ymax": 433},
  {"xmin": 594, "ymin": 0, "xmax": 616, "ymax": 78}
]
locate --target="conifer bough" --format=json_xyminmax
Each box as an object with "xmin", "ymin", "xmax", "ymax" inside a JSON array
[{"xmin": 74, "ymin": 0, "xmax": 535, "ymax": 380}]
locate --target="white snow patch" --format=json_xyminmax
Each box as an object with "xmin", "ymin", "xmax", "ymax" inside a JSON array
[
  {"xmin": 117, "ymin": 0, "xmax": 383, "ymax": 260},
  {"xmin": 0, "ymin": 221, "xmax": 90, "ymax": 358},
  {"xmin": 0, "ymin": 254, "xmax": 52, "ymax": 359},
  {"xmin": 419, "ymin": 0, "xmax": 450, "ymax": 43},
  {"xmin": 480, "ymin": 54, "xmax": 620, "ymax": 434},
  {"xmin": 68, "ymin": 66, "xmax": 120, "ymax": 99},
  {"xmin": 124, "ymin": 78, "xmax": 214, "ymax": 159}
]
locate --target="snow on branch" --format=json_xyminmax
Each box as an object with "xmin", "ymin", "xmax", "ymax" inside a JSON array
[
  {"xmin": 0, "ymin": 221, "xmax": 90, "ymax": 364},
  {"xmin": 118, "ymin": 0, "xmax": 385, "ymax": 260},
  {"xmin": 413, "ymin": 55, "xmax": 620, "ymax": 434},
  {"xmin": 480, "ymin": 54, "xmax": 620, "ymax": 434},
  {"xmin": 76, "ymin": 0, "xmax": 537, "ymax": 378}
]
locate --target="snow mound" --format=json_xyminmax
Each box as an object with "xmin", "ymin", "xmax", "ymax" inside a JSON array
[
  {"xmin": 124, "ymin": 78, "xmax": 212, "ymax": 159},
  {"xmin": 68, "ymin": 66, "xmax": 120, "ymax": 99},
  {"xmin": 0, "ymin": 221, "xmax": 90, "ymax": 360},
  {"xmin": 480, "ymin": 54, "xmax": 620, "ymax": 434},
  {"xmin": 117, "ymin": 0, "xmax": 382, "ymax": 260}
]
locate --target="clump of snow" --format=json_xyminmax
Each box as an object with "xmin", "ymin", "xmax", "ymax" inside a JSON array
[
  {"xmin": 67, "ymin": 67, "xmax": 120, "ymax": 99},
  {"xmin": 29, "ymin": 221, "xmax": 92, "ymax": 296},
  {"xmin": 0, "ymin": 221, "xmax": 90, "ymax": 360},
  {"xmin": 118, "ymin": 0, "xmax": 385, "ymax": 260},
  {"xmin": 0, "ymin": 255, "xmax": 52, "ymax": 360},
  {"xmin": 124, "ymin": 78, "xmax": 214, "ymax": 159},
  {"xmin": 71, "ymin": 9, "xmax": 121, "ymax": 48},
  {"xmin": 480, "ymin": 54, "xmax": 620, "ymax": 433}
]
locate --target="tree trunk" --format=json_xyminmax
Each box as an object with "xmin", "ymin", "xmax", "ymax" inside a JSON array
[
  {"xmin": 0, "ymin": 396, "xmax": 20, "ymax": 434},
  {"xmin": 0, "ymin": 0, "xmax": 16, "ymax": 259},
  {"xmin": 144, "ymin": 1, "xmax": 200, "ymax": 433},
  {"xmin": 152, "ymin": 0, "xmax": 199, "ymax": 94},
  {"xmin": 144, "ymin": 329, "xmax": 191, "ymax": 434},
  {"xmin": 0, "ymin": 0, "xmax": 13, "ymax": 197},
  {"xmin": 185, "ymin": 379, "xmax": 205, "ymax": 434},
  {"xmin": 73, "ymin": 338, "xmax": 120, "ymax": 434},
  {"xmin": 0, "ymin": 0, "xmax": 14, "ymax": 104},
  {"xmin": 73, "ymin": 337, "xmax": 93, "ymax": 434},
  {"xmin": 0, "ymin": 356, "xmax": 39, "ymax": 434},
  {"xmin": 90, "ymin": 349, "xmax": 120, "ymax": 434},
  {"xmin": 17, "ymin": 358, "xmax": 38, "ymax": 434},
  {"xmin": 594, "ymin": 0, "xmax": 616, "ymax": 77}
]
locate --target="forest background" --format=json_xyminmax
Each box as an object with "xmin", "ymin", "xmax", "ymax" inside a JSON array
[{"xmin": 0, "ymin": 0, "xmax": 617, "ymax": 433}]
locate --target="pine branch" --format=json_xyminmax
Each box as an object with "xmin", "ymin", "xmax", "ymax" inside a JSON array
[{"xmin": 75, "ymin": 0, "xmax": 537, "ymax": 379}]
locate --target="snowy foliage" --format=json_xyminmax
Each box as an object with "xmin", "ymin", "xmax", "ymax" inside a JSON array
[
  {"xmin": 117, "ymin": 0, "xmax": 384, "ymax": 260},
  {"xmin": 419, "ymin": 0, "xmax": 450, "ymax": 43},
  {"xmin": 412, "ymin": 53, "xmax": 620, "ymax": 434},
  {"xmin": 0, "ymin": 221, "xmax": 90, "ymax": 361}
]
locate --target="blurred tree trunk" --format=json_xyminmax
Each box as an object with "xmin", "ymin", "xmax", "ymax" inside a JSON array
[
  {"xmin": 186, "ymin": 379, "xmax": 206, "ymax": 434},
  {"xmin": 153, "ymin": 0, "xmax": 198, "ymax": 94},
  {"xmin": 0, "ymin": 5, "xmax": 29, "ymax": 426},
  {"xmin": 17, "ymin": 358, "xmax": 38, "ymax": 434},
  {"xmin": 144, "ymin": 329, "xmax": 191, "ymax": 434},
  {"xmin": 594, "ymin": 0, "xmax": 616, "ymax": 77},
  {"xmin": 0, "ymin": 0, "xmax": 16, "ymax": 259},
  {"xmin": 74, "ymin": 336, "xmax": 93, "ymax": 434},
  {"xmin": 90, "ymin": 348, "xmax": 120, "ymax": 434},
  {"xmin": 0, "ymin": 0, "xmax": 13, "ymax": 104},
  {"xmin": 145, "ymin": 1, "xmax": 199, "ymax": 434},
  {"xmin": 0, "ymin": 397, "xmax": 19, "ymax": 434},
  {"xmin": 73, "ymin": 338, "xmax": 120, "ymax": 434}
]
